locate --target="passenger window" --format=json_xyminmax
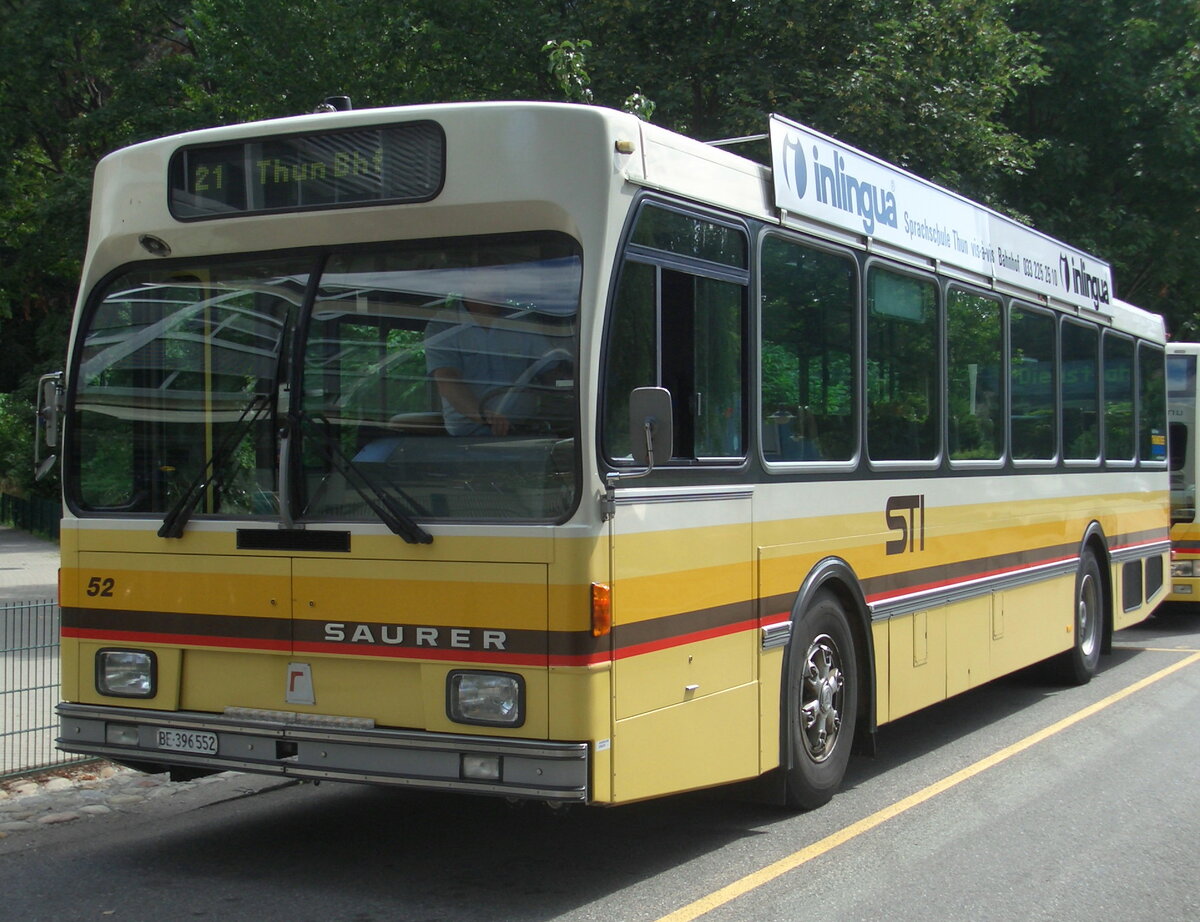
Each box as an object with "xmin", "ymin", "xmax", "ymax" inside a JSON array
[
  {"xmin": 1104, "ymin": 333, "xmax": 1136, "ymax": 461},
  {"xmin": 947, "ymin": 290, "xmax": 1002, "ymax": 461},
  {"xmin": 603, "ymin": 207, "xmax": 747, "ymax": 462},
  {"xmin": 630, "ymin": 206, "xmax": 746, "ymax": 268},
  {"xmin": 1062, "ymin": 320, "xmax": 1100, "ymax": 461},
  {"xmin": 867, "ymin": 267, "xmax": 939, "ymax": 462},
  {"xmin": 1010, "ymin": 305, "xmax": 1057, "ymax": 461},
  {"xmin": 1139, "ymin": 343, "xmax": 1166, "ymax": 463},
  {"xmin": 760, "ymin": 236, "xmax": 857, "ymax": 462}
]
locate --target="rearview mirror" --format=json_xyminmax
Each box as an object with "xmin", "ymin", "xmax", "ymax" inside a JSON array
[
  {"xmin": 34, "ymin": 371, "xmax": 63, "ymax": 480},
  {"xmin": 38, "ymin": 372, "xmax": 62, "ymax": 449},
  {"xmin": 628, "ymin": 386, "xmax": 673, "ymax": 468}
]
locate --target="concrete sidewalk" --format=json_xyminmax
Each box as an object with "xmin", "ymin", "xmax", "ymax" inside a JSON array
[{"xmin": 0, "ymin": 524, "xmax": 59, "ymax": 602}]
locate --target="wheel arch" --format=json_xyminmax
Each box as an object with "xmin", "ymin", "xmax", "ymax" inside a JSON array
[{"xmin": 785, "ymin": 556, "xmax": 877, "ymax": 755}]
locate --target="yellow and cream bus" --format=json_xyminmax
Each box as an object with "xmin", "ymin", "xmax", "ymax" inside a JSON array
[
  {"xmin": 46, "ymin": 101, "xmax": 1168, "ymax": 809},
  {"xmin": 1166, "ymin": 342, "xmax": 1200, "ymax": 603}
]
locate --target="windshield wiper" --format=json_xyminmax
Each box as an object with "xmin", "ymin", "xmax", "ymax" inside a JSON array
[
  {"xmin": 302, "ymin": 414, "xmax": 433, "ymax": 545},
  {"xmin": 159, "ymin": 313, "xmax": 292, "ymax": 539},
  {"xmin": 158, "ymin": 392, "xmax": 272, "ymax": 538}
]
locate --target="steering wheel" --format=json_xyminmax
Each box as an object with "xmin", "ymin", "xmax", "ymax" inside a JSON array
[{"xmin": 477, "ymin": 348, "xmax": 573, "ymax": 434}]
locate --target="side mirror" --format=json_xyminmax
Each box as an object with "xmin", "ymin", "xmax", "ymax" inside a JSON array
[
  {"xmin": 34, "ymin": 371, "xmax": 63, "ymax": 480},
  {"xmin": 628, "ymin": 386, "xmax": 673, "ymax": 468}
]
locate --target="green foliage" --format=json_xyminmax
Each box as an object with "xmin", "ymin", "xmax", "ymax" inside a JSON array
[
  {"xmin": 2, "ymin": 0, "xmax": 1200, "ymax": 488},
  {"xmin": 543, "ymin": 39, "xmax": 593, "ymax": 103},
  {"xmin": 0, "ymin": 393, "xmax": 32, "ymax": 493},
  {"xmin": 1004, "ymin": 0, "xmax": 1200, "ymax": 335}
]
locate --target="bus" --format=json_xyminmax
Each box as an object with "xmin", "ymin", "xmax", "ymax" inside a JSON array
[
  {"xmin": 45, "ymin": 101, "xmax": 1169, "ymax": 809},
  {"xmin": 1166, "ymin": 342, "xmax": 1200, "ymax": 603}
]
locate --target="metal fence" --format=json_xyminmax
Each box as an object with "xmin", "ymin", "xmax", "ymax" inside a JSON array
[{"xmin": 1, "ymin": 598, "xmax": 83, "ymax": 778}]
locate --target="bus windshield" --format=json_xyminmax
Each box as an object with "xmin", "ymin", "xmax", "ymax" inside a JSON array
[{"xmin": 69, "ymin": 232, "xmax": 582, "ymax": 527}]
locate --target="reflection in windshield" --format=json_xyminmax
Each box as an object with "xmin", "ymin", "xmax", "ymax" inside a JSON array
[
  {"xmin": 72, "ymin": 260, "xmax": 306, "ymax": 516},
  {"xmin": 299, "ymin": 234, "xmax": 580, "ymax": 523},
  {"xmin": 70, "ymin": 233, "xmax": 582, "ymax": 526}
]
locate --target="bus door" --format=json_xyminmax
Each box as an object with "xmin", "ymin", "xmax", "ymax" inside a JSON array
[
  {"xmin": 603, "ymin": 246, "xmax": 758, "ymax": 802},
  {"xmin": 608, "ymin": 484, "xmax": 756, "ymax": 802}
]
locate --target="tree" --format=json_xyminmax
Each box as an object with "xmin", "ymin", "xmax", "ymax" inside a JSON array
[
  {"xmin": 2, "ymin": 0, "xmax": 1197, "ymax": 501},
  {"xmin": 1003, "ymin": 0, "xmax": 1200, "ymax": 336},
  {"xmin": 561, "ymin": 0, "xmax": 1043, "ymax": 197},
  {"xmin": 0, "ymin": 0, "xmax": 196, "ymax": 363}
]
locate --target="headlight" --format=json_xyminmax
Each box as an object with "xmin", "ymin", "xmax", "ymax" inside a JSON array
[
  {"xmin": 447, "ymin": 671, "xmax": 524, "ymax": 727},
  {"xmin": 96, "ymin": 649, "xmax": 157, "ymax": 698},
  {"xmin": 1171, "ymin": 559, "xmax": 1195, "ymax": 578}
]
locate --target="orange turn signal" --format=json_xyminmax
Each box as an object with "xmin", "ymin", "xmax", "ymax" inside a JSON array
[{"xmin": 591, "ymin": 582, "xmax": 612, "ymax": 637}]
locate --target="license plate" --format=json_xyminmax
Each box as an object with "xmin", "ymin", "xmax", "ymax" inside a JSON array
[{"xmin": 156, "ymin": 728, "xmax": 218, "ymax": 755}]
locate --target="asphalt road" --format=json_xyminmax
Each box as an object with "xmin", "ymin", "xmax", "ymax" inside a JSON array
[{"xmin": 2, "ymin": 606, "xmax": 1197, "ymax": 922}]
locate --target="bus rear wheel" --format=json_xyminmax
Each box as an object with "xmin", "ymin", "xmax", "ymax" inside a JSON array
[
  {"xmin": 1057, "ymin": 552, "xmax": 1104, "ymax": 685},
  {"xmin": 784, "ymin": 590, "xmax": 858, "ymax": 809}
]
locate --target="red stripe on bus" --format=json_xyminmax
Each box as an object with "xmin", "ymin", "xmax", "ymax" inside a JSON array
[
  {"xmin": 866, "ymin": 553, "xmax": 1078, "ymax": 604},
  {"xmin": 612, "ymin": 617, "xmax": 759, "ymax": 661},
  {"xmin": 61, "ymin": 627, "xmax": 288, "ymax": 651}
]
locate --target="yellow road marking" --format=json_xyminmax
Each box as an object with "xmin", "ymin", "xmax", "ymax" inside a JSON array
[{"xmin": 656, "ymin": 651, "xmax": 1200, "ymax": 922}]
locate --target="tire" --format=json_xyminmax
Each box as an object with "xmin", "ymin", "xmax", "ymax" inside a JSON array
[
  {"xmin": 783, "ymin": 589, "xmax": 859, "ymax": 809},
  {"xmin": 1057, "ymin": 552, "xmax": 1104, "ymax": 685}
]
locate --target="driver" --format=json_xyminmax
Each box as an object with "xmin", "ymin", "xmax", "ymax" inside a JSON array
[{"xmin": 424, "ymin": 296, "xmax": 551, "ymax": 436}]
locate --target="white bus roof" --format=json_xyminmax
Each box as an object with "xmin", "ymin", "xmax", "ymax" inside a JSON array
[{"xmin": 84, "ymin": 101, "xmax": 1160, "ymax": 339}]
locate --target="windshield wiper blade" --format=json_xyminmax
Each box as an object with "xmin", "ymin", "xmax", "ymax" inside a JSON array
[
  {"xmin": 160, "ymin": 315, "xmax": 291, "ymax": 539},
  {"xmin": 303, "ymin": 415, "xmax": 433, "ymax": 545},
  {"xmin": 158, "ymin": 394, "xmax": 271, "ymax": 539}
]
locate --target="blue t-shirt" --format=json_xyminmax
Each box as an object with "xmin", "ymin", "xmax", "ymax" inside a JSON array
[{"xmin": 424, "ymin": 301, "xmax": 549, "ymax": 435}]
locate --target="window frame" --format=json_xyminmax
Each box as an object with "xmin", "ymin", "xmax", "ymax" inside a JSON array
[
  {"xmin": 864, "ymin": 259, "xmax": 943, "ymax": 473},
  {"xmin": 945, "ymin": 283, "xmax": 1006, "ymax": 471},
  {"xmin": 1060, "ymin": 316, "xmax": 1102, "ymax": 468},
  {"xmin": 1137, "ymin": 340, "xmax": 1168, "ymax": 469},
  {"xmin": 1008, "ymin": 301, "xmax": 1060, "ymax": 469},
  {"xmin": 599, "ymin": 197, "xmax": 751, "ymax": 470},
  {"xmin": 1102, "ymin": 329, "xmax": 1138, "ymax": 469},
  {"xmin": 756, "ymin": 229, "xmax": 862, "ymax": 473}
]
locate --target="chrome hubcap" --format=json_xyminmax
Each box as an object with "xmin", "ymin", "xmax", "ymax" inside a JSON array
[
  {"xmin": 800, "ymin": 633, "xmax": 844, "ymax": 762},
  {"xmin": 1078, "ymin": 571, "xmax": 1099, "ymax": 658}
]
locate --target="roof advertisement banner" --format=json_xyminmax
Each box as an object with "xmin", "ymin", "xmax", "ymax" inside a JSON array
[{"xmin": 769, "ymin": 114, "xmax": 1112, "ymax": 313}]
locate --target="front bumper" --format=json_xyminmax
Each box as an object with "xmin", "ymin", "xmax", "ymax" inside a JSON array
[{"xmin": 58, "ymin": 703, "xmax": 589, "ymax": 802}]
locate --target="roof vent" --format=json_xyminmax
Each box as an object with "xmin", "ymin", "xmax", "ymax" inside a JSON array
[{"xmin": 313, "ymin": 96, "xmax": 352, "ymax": 113}]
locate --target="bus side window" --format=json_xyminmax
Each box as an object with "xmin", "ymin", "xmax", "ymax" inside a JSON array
[
  {"xmin": 660, "ymin": 268, "xmax": 744, "ymax": 459},
  {"xmin": 1139, "ymin": 342, "xmax": 1167, "ymax": 463},
  {"xmin": 760, "ymin": 235, "xmax": 857, "ymax": 463},
  {"xmin": 867, "ymin": 267, "xmax": 940, "ymax": 463},
  {"xmin": 1062, "ymin": 319, "xmax": 1100, "ymax": 461},
  {"xmin": 603, "ymin": 261, "xmax": 658, "ymax": 461},
  {"xmin": 602, "ymin": 205, "xmax": 748, "ymax": 464},
  {"xmin": 1104, "ymin": 333, "xmax": 1136, "ymax": 461},
  {"xmin": 947, "ymin": 289, "xmax": 1002, "ymax": 462},
  {"xmin": 1010, "ymin": 304, "xmax": 1058, "ymax": 462}
]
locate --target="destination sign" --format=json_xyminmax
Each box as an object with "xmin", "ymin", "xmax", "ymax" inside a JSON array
[{"xmin": 168, "ymin": 121, "xmax": 445, "ymax": 219}]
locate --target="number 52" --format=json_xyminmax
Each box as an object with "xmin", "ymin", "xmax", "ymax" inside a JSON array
[{"xmin": 86, "ymin": 576, "xmax": 115, "ymax": 597}]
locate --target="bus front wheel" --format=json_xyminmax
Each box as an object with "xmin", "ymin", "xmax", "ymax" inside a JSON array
[{"xmin": 784, "ymin": 590, "xmax": 859, "ymax": 809}]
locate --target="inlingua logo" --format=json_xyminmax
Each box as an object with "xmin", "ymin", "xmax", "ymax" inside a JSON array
[
  {"xmin": 779, "ymin": 132, "xmax": 898, "ymax": 235},
  {"xmin": 780, "ymin": 132, "xmax": 809, "ymax": 199},
  {"xmin": 1059, "ymin": 255, "xmax": 1111, "ymax": 307}
]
